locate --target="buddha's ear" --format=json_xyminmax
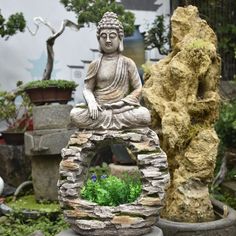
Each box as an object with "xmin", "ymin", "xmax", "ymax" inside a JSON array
[
  {"xmin": 119, "ymin": 38, "xmax": 124, "ymax": 52},
  {"xmin": 98, "ymin": 44, "xmax": 103, "ymax": 53}
]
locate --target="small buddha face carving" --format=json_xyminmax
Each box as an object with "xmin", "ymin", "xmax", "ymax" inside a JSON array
[{"xmin": 99, "ymin": 29, "xmax": 120, "ymax": 54}]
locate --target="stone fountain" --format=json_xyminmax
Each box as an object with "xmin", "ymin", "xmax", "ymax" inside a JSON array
[{"xmin": 57, "ymin": 12, "xmax": 170, "ymax": 236}]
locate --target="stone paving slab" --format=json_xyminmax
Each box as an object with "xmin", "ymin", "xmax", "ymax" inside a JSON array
[{"xmin": 56, "ymin": 226, "xmax": 163, "ymax": 236}]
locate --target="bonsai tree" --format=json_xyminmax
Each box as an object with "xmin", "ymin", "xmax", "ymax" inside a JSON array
[
  {"xmin": 0, "ymin": 81, "xmax": 32, "ymax": 132},
  {"xmin": 28, "ymin": 17, "xmax": 82, "ymax": 81},
  {"xmin": 0, "ymin": 9, "xmax": 26, "ymax": 40},
  {"xmin": 60, "ymin": 0, "xmax": 135, "ymax": 36},
  {"xmin": 24, "ymin": 18, "xmax": 79, "ymax": 104},
  {"xmin": 144, "ymin": 15, "xmax": 170, "ymax": 55}
]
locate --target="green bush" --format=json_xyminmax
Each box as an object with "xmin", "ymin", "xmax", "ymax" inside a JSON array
[
  {"xmin": 81, "ymin": 174, "xmax": 142, "ymax": 206},
  {"xmin": 215, "ymin": 100, "xmax": 236, "ymax": 148},
  {"xmin": 0, "ymin": 214, "xmax": 68, "ymax": 236},
  {"xmin": 0, "ymin": 81, "xmax": 32, "ymax": 131}
]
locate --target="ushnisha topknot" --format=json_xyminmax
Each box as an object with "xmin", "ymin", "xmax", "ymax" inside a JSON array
[{"xmin": 97, "ymin": 12, "xmax": 124, "ymax": 39}]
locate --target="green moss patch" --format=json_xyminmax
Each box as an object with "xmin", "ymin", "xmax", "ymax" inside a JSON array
[
  {"xmin": 24, "ymin": 80, "xmax": 77, "ymax": 90},
  {"xmin": 7, "ymin": 195, "xmax": 60, "ymax": 213}
]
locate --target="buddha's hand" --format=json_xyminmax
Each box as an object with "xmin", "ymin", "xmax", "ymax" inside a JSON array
[
  {"xmin": 103, "ymin": 101, "xmax": 125, "ymax": 109},
  {"xmin": 88, "ymin": 102, "xmax": 103, "ymax": 119}
]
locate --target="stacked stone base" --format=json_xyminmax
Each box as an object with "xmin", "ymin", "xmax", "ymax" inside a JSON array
[{"xmin": 58, "ymin": 128, "xmax": 170, "ymax": 236}]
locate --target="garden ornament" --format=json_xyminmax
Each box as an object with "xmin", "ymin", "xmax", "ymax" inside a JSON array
[
  {"xmin": 70, "ymin": 12, "xmax": 151, "ymax": 129},
  {"xmin": 58, "ymin": 12, "xmax": 170, "ymax": 236}
]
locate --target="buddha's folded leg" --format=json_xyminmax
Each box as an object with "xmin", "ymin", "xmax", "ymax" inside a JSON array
[
  {"xmin": 111, "ymin": 106, "xmax": 151, "ymax": 129},
  {"xmin": 70, "ymin": 107, "xmax": 113, "ymax": 129}
]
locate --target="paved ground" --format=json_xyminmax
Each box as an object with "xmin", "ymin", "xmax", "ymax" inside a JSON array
[{"xmin": 56, "ymin": 226, "xmax": 163, "ymax": 236}]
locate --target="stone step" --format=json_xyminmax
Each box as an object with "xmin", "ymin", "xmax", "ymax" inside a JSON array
[{"xmin": 221, "ymin": 181, "xmax": 236, "ymax": 197}]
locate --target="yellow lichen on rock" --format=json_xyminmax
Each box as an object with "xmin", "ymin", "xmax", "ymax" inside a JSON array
[{"xmin": 142, "ymin": 5, "xmax": 221, "ymax": 222}]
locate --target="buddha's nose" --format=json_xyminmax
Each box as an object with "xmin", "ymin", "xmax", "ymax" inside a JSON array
[{"xmin": 106, "ymin": 36, "xmax": 111, "ymax": 43}]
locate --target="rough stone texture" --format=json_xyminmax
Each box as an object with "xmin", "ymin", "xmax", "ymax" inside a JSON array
[
  {"xmin": 142, "ymin": 6, "xmax": 221, "ymax": 222},
  {"xmin": 25, "ymin": 129, "xmax": 75, "ymax": 156},
  {"xmin": 25, "ymin": 126, "xmax": 75, "ymax": 200},
  {"xmin": 109, "ymin": 163, "xmax": 139, "ymax": 178},
  {"xmin": 0, "ymin": 145, "xmax": 31, "ymax": 187},
  {"xmin": 58, "ymin": 128, "xmax": 170, "ymax": 235},
  {"xmin": 24, "ymin": 104, "xmax": 76, "ymax": 201},
  {"xmin": 31, "ymin": 154, "xmax": 61, "ymax": 201},
  {"xmin": 33, "ymin": 104, "xmax": 73, "ymax": 130}
]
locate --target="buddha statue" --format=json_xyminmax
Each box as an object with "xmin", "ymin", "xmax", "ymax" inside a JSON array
[{"xmin": 70, "ymin": 12, "xmax": 151, "ymax": 129}]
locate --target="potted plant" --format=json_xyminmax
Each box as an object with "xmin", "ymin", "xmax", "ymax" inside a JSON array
[
  {"xmin": 23, "ymin": 79, "xmax": 77, "ymax": 105},
  {"xmin": 24, "ymin": 17, "xmax": 79, "ymax": 105},
  {"xmin": 0, "ymin": 81, "xmax": 33, "ymax": 145}
]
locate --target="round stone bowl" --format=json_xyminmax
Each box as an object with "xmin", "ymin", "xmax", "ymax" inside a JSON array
[
  {"xmin": 58, "ymin": 128, "xmax": 170, "ymax": 236},
  {"xmin": 157, "ymin": 199, "xmax": 236, "ymax": 236}
]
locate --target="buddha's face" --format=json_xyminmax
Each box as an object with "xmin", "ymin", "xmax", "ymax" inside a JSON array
[{"xmin": 99, "ymin": 29, "xmax": 120, "ymax": 54}]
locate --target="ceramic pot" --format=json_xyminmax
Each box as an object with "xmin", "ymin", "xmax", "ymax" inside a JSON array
[
  {"xmin": 1, "ymin": 131, "xmax": 24, "ymax": 145},
  {"xmin": 157, "ymin": 199, "xmax": 236, "ymax": 236},
  {"xmin": 24, "ymin": 87, "xmax": 73, "ymax": 105}
]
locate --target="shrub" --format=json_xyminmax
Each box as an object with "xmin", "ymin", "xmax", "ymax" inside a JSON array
[
  {"xmin": 0, "ymin": 81, "xmax": 32, "ymax": 131},
  {"xmin": 81, "ymin": 174, "xmax": 142, "ymax": 206},
  {"xmin": 215, "ymin": 100, "xmax": 236, "ymax": 148},
  {"xmin": 0, "ymin": 214, "xmax": 68, "ymax": 236}
]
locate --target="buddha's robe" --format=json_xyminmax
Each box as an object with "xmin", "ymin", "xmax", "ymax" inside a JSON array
[{"xmin": 70, "ymin": 55, "xmax": 151, "ymax": 129}]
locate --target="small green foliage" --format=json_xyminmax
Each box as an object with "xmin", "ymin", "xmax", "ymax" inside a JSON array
[
  {"xmin": 7, "ymin": 195, "xmax": 60, "ymax": 213},
  {"xmin": 0, "ymin": 213, "xmax": 68, "ymax": 236},
  {"xmin": 0, "ymin": 10, "xmax": 26, "ymax": 39},
  {"xmin": 0, "ymin": 81, "xmax": 32, "ymax": 131},
  {"xmin": 225, "ymin": 168, "xmax": 236, "ymax": 181},
  {"xmin": 211, "ymin": 187, "xmax": 236, "ymax": 210},
  {"xmin": 141, "ymin": 61, "xmax": 153, "ymax": 78},
  {"xmin": 24, "ymin": 80, "xmax": 78, "ymax": 90},
  {"xmin": 60, "ymin": 0, "xmax": 135, "ymax": 36},
  {"xmin": 81, "ymin": 174, "xmax": 142, "ymax": 206},
  {"xmin": 187, "ymin": 39, "xmax": 212, "ymax": 50},
  {"xmin": 215, "ymin": 100, "xmax": 236, "ymax": 148},
  {"xmin": 144, "ymin": 15, "xmax": 170, "ymax": 55},
  {"xmin": 88, "ymin": 162, "xmax": 110, "ymax": 179}
]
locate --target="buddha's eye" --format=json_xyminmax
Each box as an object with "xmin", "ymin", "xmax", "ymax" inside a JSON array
[
  {"xmin": 100, "ymin": 33, "xmax": 107, "ymax": 39},
  {"xmin": 109, "ymin": 33, "xmax": 117, "ymax": 39}
]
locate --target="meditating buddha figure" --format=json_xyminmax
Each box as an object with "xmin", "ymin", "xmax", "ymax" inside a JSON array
[{"xmin": 70, "ymin": 12, "xmax": 151, "ymax": 129}]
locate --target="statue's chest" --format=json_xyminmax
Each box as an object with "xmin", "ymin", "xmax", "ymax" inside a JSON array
[{"xmin": 97, "ymin": 60, "xmax": 117, "ymax": 87}]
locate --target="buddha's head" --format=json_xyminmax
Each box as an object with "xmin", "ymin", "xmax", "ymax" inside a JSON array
[{"xmin": 97, "ymin": 12, "xmax": 124, "ymax": 54}]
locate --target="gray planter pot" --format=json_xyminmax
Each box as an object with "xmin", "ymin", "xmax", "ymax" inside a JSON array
[{"xmin": 157, "ymin": 199, "xmax": 236, "ymax": 236}]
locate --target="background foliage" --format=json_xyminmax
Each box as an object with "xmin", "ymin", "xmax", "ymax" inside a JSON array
[
  {"xmin": 0, "ymin": 10, "xmax": 26, "ymax": 39},
  {"xmin": 60, "ymin": 0, "xmax": 135, "ymax": 36},
  {"xmin": 215, "ymin": 100, "xmax": 236, "ymax": 148}
]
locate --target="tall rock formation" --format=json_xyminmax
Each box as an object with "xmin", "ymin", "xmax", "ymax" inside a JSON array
[{"xmin": 142, "ymin": 5, "xmax": 221, "ymax": 222}]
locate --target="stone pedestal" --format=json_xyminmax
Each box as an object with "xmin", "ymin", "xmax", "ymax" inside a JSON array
[
  {"xmin": 24, "ymin": 104, "xmax": 75, "ymax": 201},
  {"xmin": 58, "ymin": 128, "xmax": 170, "ymax": 236},
  {"xmin": 33, "ymin": 104, "xmax": 73, "ymax": 130},
  {"xmin": 0, "ymin": 145, "xmax": 31, "ymax": 187},
  {"xmin": 31, "ymin": 154, "xmax": 61, "ymax": 201}
]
